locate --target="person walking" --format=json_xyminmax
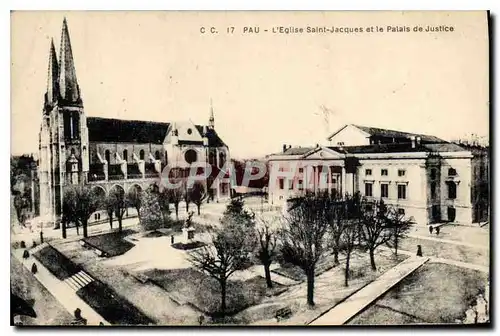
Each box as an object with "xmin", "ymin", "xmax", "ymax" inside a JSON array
[
  {"xmin": 435, "ymin": 226, "xmax": 440, "ymax": 236},
  {"xmin": 171, "ymin": 235, "xmax": 175, "ymax": 245},
  {"xmin": 416, "ymin": 245, "xmax": 423, "ymax": 257},
  {"xmin": 429, "ymin": 226, "xmax": 434, "ymax": 234}
]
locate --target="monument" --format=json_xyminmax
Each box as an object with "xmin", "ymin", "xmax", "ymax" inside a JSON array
[{"xmin": 182, "ymin": 211, "xmax": 196, "ymax": 244}]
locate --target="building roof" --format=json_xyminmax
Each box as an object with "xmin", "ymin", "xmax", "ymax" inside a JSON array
[
  {"xmin": 352, "ymin": 124, "xmax": 447, "ymax": 144},
  {"xmin": 326, "ymin": 142, "xmax": 466, "ymax": 154},
  {"xmin": 282, "ymin": 147, "xmax": 315, "ymax": 155},
  {"xmin": 87, "ymin": 117, "xmax": 171, "ymax": 144},
  {"xmin": 87, "ymin": 117, "xmax": 227, "ymax": 147}
]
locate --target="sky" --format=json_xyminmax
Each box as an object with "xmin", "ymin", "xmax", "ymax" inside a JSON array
[{"xmin": 11, "ymin": 11, "xmax": 489, "ymax": 159}]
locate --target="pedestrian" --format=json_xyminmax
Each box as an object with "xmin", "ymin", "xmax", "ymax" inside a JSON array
[
  {"xmin": 416, "ymin": 245, "xmax": 423, "ymax": 257},
  {"xmin": 435, "ymin": 226, "xmax": 440, "ymax": 236},
  {"xmin": 464, "ymin": 305, "xmax": 477, "ymax": 324},
  {"xmin": 198, "ymin": 315, "xmax": 205, "ymax": 325},
  {"xmin": 429, "ymin": 226, "xmax": 434, "ymax": 234},
  {"xmin": 40, "ymin": 230, "xmax": 44, "ymax": 244},
  {"xmin": 476, "ymin": 294, "xmax": 488, "ymax": 323},
  {"xmin": 171, "ymin": 235, "xmax": 174, "ymax": 245},
  {"xmin": 31, "ymin": 263, "xmax": 38, "ymax": 274}
]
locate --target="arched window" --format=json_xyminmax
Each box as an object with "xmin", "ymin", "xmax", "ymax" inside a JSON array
[
  {"xmin": 155, "ymin": 150, "xmax": 160, "ymax": 160},
  {"xmin": 448, "ymin": 168, "xmax": 457, "ymax": 176},
  {"xmin": 219, "ymin": 152, "xmax": 226, "ymax": 168},
  {"xmin": 139, "ymin": 149, "xmax": 145, "ymax": 160},
  {"xmin": 105, "ymin": 150, "xmax": 111, "ymax": 164},
  {"xmin": 123, "ymin": 149, "xmax": 128, "ymax": 162},
  {"xmin": 165, "ymin": 151, "xmax": 168, "ymax": 165}
]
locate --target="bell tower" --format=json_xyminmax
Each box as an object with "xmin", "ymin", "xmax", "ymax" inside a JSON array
[{"xmin": 38, "ymin": 18, "xmax": 89, "ymax": 224}]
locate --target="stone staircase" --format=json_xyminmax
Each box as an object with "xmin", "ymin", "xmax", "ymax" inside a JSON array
[
  {"xmin": 63, "ymin": 270, "xmax": 95, "ymax": 291},
  {"xmin": 30, "ymin": 242, "xmax": 49, "ymax": 254}
]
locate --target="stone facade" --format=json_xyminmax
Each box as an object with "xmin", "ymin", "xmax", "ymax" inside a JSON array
[
  {"xmin": 267, "ymin": 124, "xmax": 477, "ymax": 226},
  {"xmin": 37, "ymin": 19, "xmax": 231, "ymax": 225}
]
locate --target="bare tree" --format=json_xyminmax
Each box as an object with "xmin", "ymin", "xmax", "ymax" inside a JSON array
[
  {"xmin": 166, "ymin": 185, "xmax": 183, "ymax": 220},
  {"xmin": 385, "ymin": 207, "xmax": 413, "ymax": 256},
  {"xmin": 105, "ymin": 196, "xmax": 115, "ymax": 229},
  {"xmin": 127, "ymin": 187, "xmax": 142, "ymax": 223},
  {"xmin": 139, "ymin": 184, "xmax": 164, "ymax": 231},
  {"xmin": 189, "ymin": 182, "xmax": 207, "ymax": 215},
  {"xmin": 188, "ymin": 219, "xmax": 248, "ymax": 316},
  {"xmin": 62, "ymin": 185, "xmax": 99, "ymax": 238},
  {"xmin": 341, "ymin": 219, "xmax": 359, "ymax": 287},
  {"xmin": 280, "ymin": 192, "xmax": 330, "ymax": 307},
  {"xmin": 326, "ymin": 195, "xmax": 347, "ymax": 265},
  {"xmin": 255, "ymin": 217, "xmax": 279, "ymax": 288},
  {"xmin": 109, "ymin": 187, "xmax": 127, "ymax": 232},
  {"xmin": 359, "ymin": 199, "xmax": 392, "ymax": 271}
]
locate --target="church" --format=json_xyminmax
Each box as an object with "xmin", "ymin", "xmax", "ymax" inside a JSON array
[{"xmin": 38, "ymin": 18, "xmax": 231, "ymax": 224}]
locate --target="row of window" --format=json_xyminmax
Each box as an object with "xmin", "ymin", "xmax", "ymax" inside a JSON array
[
  {"xmin": 430, "ymin": 181, "xmax": 457, "ymax": 199},
  {"xmin": 365, "ymin": 168, "xmax": 406, "ymax": 177},
  {"xmin": 364, "ymin": 182, "xmax": 407, "ymax": 200},
  {"xmin": 104, "ymin": 149, "xmax": 166, "ymax": 163},
  {"xmin": 430, "ymin": 167, "xmax": 457, "ymax": 180}
]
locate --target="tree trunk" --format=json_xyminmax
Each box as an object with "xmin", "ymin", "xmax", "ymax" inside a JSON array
[
  {"xmin": 175, "ymin": 204, "xmax": 179, "ymax": 220},
  {"xmin": 62, "ymin": 220, "xmax": 67, "ymax": 239},
  {"xmin": 75, "ymin": 224, "xmax": 80, "ymax": 236},
  {"xmin": 186, "ymin": 202, "xmax": 190, "ymax": 213},
  {"xmin": 369, "ymin": 248, "xmax": 376, "ymax": 271},
  {"xmin": 345, "ymin": 251, "xmax": 351, "ymax": 287},
  {"xmin": 197, "ymin": 204, "xmax": 201, "ymax": 215},
  {"xmin": 220, "ymin": 279, "xmax": 227, "ymax": 316},
  {"xmin": 264, "ymin": 263, "xmax": 273, "ymax": 288},
  {"xmin": 108, "ymin": 215, "xmax": 113, "ymax": 229},
  {"xmin": 333, "ymin": 247, "xmax": 339, "ymax": 264},
  {"xmin": 83, "ymin": 219, "xmax": 88, "ymax": 238},
  {"xmin": 118, "ymin": 217, "xmax": 123, "ymax": 232},
  {"xmin": 306, "ymin": 267, "xmax": 315, "ymax": 307},
  {"xmin": 394, "ymin": 235, "xmax": 399, "ymax": 256}
]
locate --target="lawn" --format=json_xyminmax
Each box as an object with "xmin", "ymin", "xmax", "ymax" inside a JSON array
[
  {"xmin": 399, "ymin": 236, "xmax": 488, "ymax": 266},
  {"xmin": 348, "ymin": 262, "xmax": 488, "ymax": 325},
  {"xmin": 11, "ymin": 255, "xmax": 74, "ymax": 326},
  {"xmin": 144, "ymin": 268, "xmax": 286, "ymax": 317},
  {"xmin": 272, "ymin": 253, "xmax": 340, "ymax": 282},
  {"xmin": 33, "ymin": 245, "xmax": 81, "ymax": 280},
  {"xmin": 82, "ymin": 229, "xmax": 136, "ymax": 257},
  {"xmin": 76, "ymin": 281, "xmax": 154, "ymax": 325}
]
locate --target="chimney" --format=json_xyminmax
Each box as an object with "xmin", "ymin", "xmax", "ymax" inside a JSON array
[
  {"xmin": 288, "ymin": 145, "xmax": 292, "ymax": 150},
  {"xmin": 282, "ymin": 144, "xmax": 287, "ymax": 153},
  {"xmin": 410, "ymin": 136, "xmax": 416, "ymax": 149},
  {"xmin": 316, "ymin": 143, "xmax": 319, "ymax": 148}
]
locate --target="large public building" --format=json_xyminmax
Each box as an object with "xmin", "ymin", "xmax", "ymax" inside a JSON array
[
  {"xmin": 267, "ymin": 124, "xmax": 489, "ymax": 226},
  {"xmin": 38, "ymin": 18, "xmax": 231, "ymax": 225}
]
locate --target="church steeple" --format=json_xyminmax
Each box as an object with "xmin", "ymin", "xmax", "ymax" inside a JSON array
[
  {"xmin": 208, "ymin": 98, "xmax": 215, "ymax": 129},
  {"xmin": 45, "ymin": 38, "xmax": 59, "ymax": 110},
  {"xmin": 58, "ymin": 17, "xmax": 81, "ymax": 105}
]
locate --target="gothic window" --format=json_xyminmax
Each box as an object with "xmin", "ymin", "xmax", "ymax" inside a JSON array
[
  {"xmin": 431, "ymin": 182, "xmax": 437, "ymax": 199},
  {"xmin": 105, "ymin": 150, "xmax": 111, "ymax": 164},
  {"xmin": 155, "ymin": 150, "xmax": 160, "ymax": 160},
  {"xmin": 123, "ymin": 149, "xmax": 128, "ymax": 162},
  {"xmin": 219, "ymin": 152, "xmax": 226, "ymax": 168},
  {"xmin": 139, "ymin": 149, "xmax": 145, "ymax": 160}
]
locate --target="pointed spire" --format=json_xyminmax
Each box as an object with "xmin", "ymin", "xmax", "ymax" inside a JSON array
[
  {"xmin": 45, "ymin": 38, "xmax": 59, "ymax": 107},
  {"xmin": 209, "ymin": 98, "xmax": 215, "ymax": 129},
  {"xmin": 58, "ymin": 17, "xmax": 81, "ymax": 104}
]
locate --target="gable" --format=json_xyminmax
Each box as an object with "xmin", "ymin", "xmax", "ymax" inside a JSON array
[
  {"xmin": 302, "ymin": 147, "xmax": 345, "ymax": 160},
  {"xmin": 328, "ymin": 124, "xmax": 371, "ymax": 146}
]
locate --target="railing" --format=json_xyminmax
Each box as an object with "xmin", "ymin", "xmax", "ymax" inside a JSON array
[{"xmin": 144, "ymin": 163, "xmax": 158, "ymax": 178}]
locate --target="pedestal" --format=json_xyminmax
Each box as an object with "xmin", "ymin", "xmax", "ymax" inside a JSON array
[{"xmin": 182, "ymin": 227, "xmax": 196, "ymax": 244}]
